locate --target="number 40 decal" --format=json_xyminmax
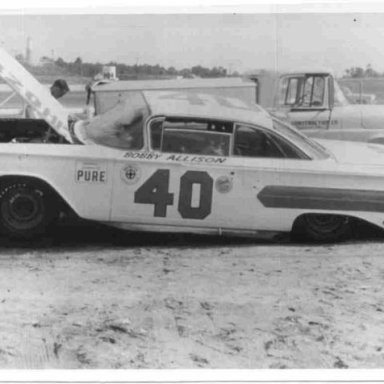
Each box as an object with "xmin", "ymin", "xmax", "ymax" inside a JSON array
[{"xmin": 134, "ymin": 169, "xmax": 213, "ymax": 220}]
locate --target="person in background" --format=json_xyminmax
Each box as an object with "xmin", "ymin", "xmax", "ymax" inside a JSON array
[
  {"xmin": 49, "ymin": 79, "xmax": 70, "ymax": 100},
  {"xmin": 24, "ymin": 79, "xmax": 70, "ymax": 119},
  {"xmin": 85, "ymin": 73, "xmax": 103, "ymax": 105},
  {"xmin": 74, "ymin": 99, "xmax": 145, "ymax": 150},
  {"xmin": 22, "ymin": 79, "xmax": 70, "ymax": 143},
  {"xmin": 202, "ymin": 137, "xmax": 227, "ymax": 156}
]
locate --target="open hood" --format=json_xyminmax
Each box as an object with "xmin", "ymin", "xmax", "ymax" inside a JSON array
[{"xmin": 0, "ymin": 46, "xmax": 73, "ymax": 143}]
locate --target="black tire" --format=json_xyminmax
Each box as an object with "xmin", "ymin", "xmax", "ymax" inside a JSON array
[
  {"xmin": 292, "ymin": 214, "xmax": 351, "ymax": 243},
  {"xmin": 0, "ymin": 182, "xmax": 58, "ymax": 239}
]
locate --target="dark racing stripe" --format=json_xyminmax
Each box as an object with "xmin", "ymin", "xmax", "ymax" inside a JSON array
[{"xmin": 257, "ymin": 186, "xmax": 384, "ymax": 212}]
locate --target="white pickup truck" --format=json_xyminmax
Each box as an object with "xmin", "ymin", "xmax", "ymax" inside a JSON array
[{"xmin": 253, "ymin": 69, "xmax": 384, "ymax": 144}]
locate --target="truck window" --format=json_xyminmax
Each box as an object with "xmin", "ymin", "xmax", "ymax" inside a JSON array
[
  {"xmin": 302, "ymin": 76, "xmax": 314, "ymax": 106},
  {"xmin": 313, "ymin": 76, "xmax": 325, "ymax": 105},
  {"xmin": 280, "ymin": 75, "xmax": 327, "ymax": 108},
  {"xmin": 285, "ymin": 78, "xmax": 299, "ymax": 105},
  {"xmin": 279, "ymin": 77, "xmax": 289, "ymax": 105},
  {"xmin": 299, "ymin": 75, "xmax": 325, "ymax": 107}
]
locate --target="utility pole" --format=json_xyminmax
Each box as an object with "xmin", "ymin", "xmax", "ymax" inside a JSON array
[{"xmin": 26, "ymin": 36, "xmax": 32, "ymax": 65}]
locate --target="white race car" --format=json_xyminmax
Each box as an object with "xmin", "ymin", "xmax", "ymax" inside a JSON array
[{"xmin": 1, "ymin": 47, "xmax": 384, "ymax": 242}]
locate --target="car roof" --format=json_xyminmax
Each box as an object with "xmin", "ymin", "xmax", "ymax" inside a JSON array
[
  {"xmin": 142, "ymin": 90, "xmax": 273, "ymax": 128},
  {"xmin": 92, "ymin": 77, "xmax": 256, "ymax": 93}
]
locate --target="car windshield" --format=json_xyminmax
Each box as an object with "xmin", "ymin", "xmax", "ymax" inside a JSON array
[{"xmin": 271, "ymin": 118, "xmax": 330, "ymax": 159}]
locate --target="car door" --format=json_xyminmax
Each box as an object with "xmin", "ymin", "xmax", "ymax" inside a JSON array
[
  {"xmin": 225, "ymin": 122, "xmax": 315, "ymax": 233},
  {"xmin": 109, "ymin": 117, "xmax": 239, "ymax": 232}
]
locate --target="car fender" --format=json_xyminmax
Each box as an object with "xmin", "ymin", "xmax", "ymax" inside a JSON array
[{"xmin": 0, "ymin": 173, "xmax": 79, "ymax": 216}]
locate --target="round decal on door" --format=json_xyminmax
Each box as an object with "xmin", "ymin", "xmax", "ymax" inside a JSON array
[
  {"xmin": 215, "ymin": 176, "xmax": 233, "ymax": 193},
  {"xmin": 121, "ymin": 164, "xmax": 141, "ymax": 185}
]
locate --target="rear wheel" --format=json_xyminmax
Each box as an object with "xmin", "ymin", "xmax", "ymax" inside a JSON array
[
  {"xmin": 292, "ymin": 214, "xmax": 351, "ymax": 243},
  {"xmin": 0, "ymin": 182, "xmax": 58, "ymax": 239}
]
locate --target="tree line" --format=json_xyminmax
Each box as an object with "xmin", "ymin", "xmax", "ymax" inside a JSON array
[
  {"xmin": 343, "ymin": 64, "xmax": 384, "ymax": 78},
  {"xmin": 16, "ymin": 54, "xmax": 232, "ymax": 80},
  {"xmin": 20, "ymin": 54, "xmax": 384, "ymax": 80}
]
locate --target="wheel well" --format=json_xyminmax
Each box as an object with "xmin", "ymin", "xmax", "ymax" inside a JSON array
[
  {"xmin": 291, "ymin": 212, "xmax": 352, "ymax": 231},
  {"xmin": 0, "ymin": 175, "xmax": 76, "ymax": 217},
  {"xmin": 291, "ymin": 212, "xmax": 384, "ymax": 236}
]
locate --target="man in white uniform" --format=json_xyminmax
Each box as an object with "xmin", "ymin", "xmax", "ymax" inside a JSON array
[{"xmin": 24, "ymin": 79, "xmax": 69, "ymax": 118}]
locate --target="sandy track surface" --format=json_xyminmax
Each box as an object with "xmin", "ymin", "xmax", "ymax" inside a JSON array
[{"xmin": 0, "ymin": 223, "xmax": 383, "ymax": 369}]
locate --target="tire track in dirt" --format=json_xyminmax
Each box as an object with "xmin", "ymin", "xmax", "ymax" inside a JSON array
[{"xmin": 0, "ymin": 236, "xmax": 383, "ymax": 367}]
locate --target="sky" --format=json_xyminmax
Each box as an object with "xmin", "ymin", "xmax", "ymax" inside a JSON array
[{"xmin": 1, "ymin": 12, "xmax": 384, "ymax": 75}]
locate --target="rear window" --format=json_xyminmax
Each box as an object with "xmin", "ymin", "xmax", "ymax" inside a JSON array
[{"xmin": 150, "ymin": 118, "xmax": 232, "ymax": 156}]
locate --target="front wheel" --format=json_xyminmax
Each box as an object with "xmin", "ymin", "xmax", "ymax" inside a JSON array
[
  {"xmin": 0, "ymin": 182, "xmax": 58, "ymax": 239},
  {"xmin": 292, "ymin": 214, "xmax": 351, "ymax": 243}
]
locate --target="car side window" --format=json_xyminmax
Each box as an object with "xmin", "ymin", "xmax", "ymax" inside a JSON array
[
  {"xmin": 150, "ymin": 119, "xmax": 163, "ymax": 150},
  {"xmin": 234, "ymin": 125, "xmax": 302, "ymax": 159},
  {"xmin": 150, "ymin": 118, "xmax": 232, "ymax": 156}
]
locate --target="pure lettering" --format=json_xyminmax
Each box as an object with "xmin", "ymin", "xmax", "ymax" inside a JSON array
[{"xmin": 77, "ymin": 169, "xmax": 106, "ymax": 183}]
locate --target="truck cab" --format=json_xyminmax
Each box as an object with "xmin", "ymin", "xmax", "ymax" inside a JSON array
[
  {"xmin": 273, "ymin": 71, "xmax": 340, "ymax": 130},
  {"xmin": 255, "ymin": 69, "xmax": 384, "ymax": 144}
]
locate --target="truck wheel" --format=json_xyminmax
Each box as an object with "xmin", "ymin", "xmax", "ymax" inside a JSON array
[
  {"xmin": 292, "ymin": 214, "xmax": 351, "ymax": 243},
  {"xmin": 0, "ymin": 182, "xmax": 58, "ymax": 239}
]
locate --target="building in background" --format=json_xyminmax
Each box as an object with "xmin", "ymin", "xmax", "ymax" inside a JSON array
[{"xmin": 102, "ymin": 66, "xmax": 118, "ymax": 81}]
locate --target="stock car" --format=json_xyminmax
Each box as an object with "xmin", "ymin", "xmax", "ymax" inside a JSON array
[{"xmin": 2, "ymin": 89, "xmax": 384, "ymax": 242}]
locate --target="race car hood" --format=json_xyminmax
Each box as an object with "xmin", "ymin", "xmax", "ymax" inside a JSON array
[
  {"xmin": 0, "ymin": 46, "xmax": 72, "ymax": 143},
  {"xmin": 317, "ymin": 138, "xmax": 384, "ymax": 166}
]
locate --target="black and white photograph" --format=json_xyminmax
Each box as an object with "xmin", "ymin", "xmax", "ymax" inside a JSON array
[{"xmin": 1, "ymin": 0, "xmax": 384, "ymax": 375}]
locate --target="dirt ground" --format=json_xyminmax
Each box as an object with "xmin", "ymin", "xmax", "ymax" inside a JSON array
[{"xmin": 0, "ymin": 223, "xmax": 383, "ymax": 369}]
